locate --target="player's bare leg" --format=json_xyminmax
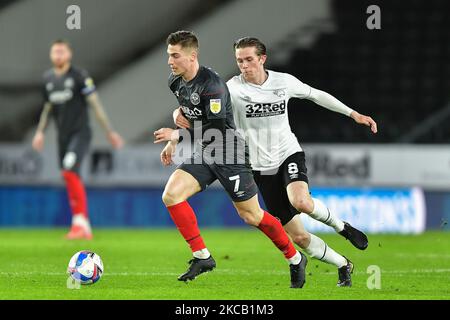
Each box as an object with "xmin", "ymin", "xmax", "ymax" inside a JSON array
[
  {"xmin": 162, "ymin": 169, "xmax": 216, "ymax": 281},
  {"xmin": 287, "ymin": 181, "xmax": 368, "ymax": 250},
  {"xmin": 233, "ymin": 195, "xmax": 307, "ymax": 288},
  {"xmin": 284, "ymin": 214, "xmax": 353, "ymax": 286}
]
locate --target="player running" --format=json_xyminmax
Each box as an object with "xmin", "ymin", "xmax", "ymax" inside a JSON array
[
  {"xmin": 154, "ymin": 31, "xmax": 307, "ymax": 288},
  {"xmin": 32, "ymin": 39, "xmax": 124, "ymax": 240},
  {"xmin": 174, "ymin": 37, "xmax": 377, "ymax": 287}
]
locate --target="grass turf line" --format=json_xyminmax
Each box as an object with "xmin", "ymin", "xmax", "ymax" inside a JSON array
[{"xmin": 0, "ymin": 229, "xmax": 449, "ymax": 300}]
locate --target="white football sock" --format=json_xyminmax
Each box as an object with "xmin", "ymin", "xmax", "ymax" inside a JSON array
[
  {"xmin": 193, "ymin": 248, "xmax": 211, "ymax": 259},
  {"xmin": 304, "ymin": 233, "xmax": 347, "ymax": 268},
  {"xmin": 310, "ymin": 198, "xmax": 344, "ymax": 233},
  {"xmin": 72, "ymin": 214, "xmax": 91, "ymax": 233},
  {"xmin": 288, "ymin": 251, "xmax": 302, "ymax": 265}
]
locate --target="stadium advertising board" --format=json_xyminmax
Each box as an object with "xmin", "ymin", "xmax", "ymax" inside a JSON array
[
  {"xmin": 304, "ymin": 144, "xmax": 450, "ymax": 190},
  {"xmin": 0, "ymin": 144, "xmax": 449, "ymax": 190},
  {"xmin": 303, "ymin": 187, "xmax": 426, "ymax": 234}
]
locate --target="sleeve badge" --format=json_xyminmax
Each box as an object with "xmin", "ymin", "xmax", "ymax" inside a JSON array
[
  {"xmin": 210, "ymin": 99, "xmax": 222, "ymax": 114},
  {"xmin": 85, "ymin": 78, "xmax": 95, "ymax": 89}
]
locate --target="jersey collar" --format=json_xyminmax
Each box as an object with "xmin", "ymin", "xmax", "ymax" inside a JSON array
[{"xmin": 242, "ymin": 69, "xmax": 271, "ymax": 88}]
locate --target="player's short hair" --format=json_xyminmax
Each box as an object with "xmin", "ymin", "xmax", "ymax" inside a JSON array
[
  {"xmin": 51, "ymin": 39, "xmax": 72, "ymax": 51},
  {"xmin": 166, "ymin": 31, "xmax": 199, "ymax": 51},
  {"xmin": 233, "ymin": 37, "xmax": 267, "ymax": 56}
]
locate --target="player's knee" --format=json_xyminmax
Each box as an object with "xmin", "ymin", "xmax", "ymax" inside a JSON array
[
  {"xmin": 291, "ymin": 196, "xmax": 313, "ymax": 213},
  {"xmin": 238, "ymin": 210, "xmax": 260, "ymax": 226},
  {"xmin": 291, "ymin": 232, "xmax": 310, "ymax": 249},
  {"xmin": 162, "ymin": 189, "xmax": 180, "ymax": 207},
  {"xmin": 243, "ymin": 216, "xmax": 260, "ymax": 226}
]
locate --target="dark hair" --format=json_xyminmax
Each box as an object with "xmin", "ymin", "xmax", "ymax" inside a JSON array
[
  {"xmin": 51, "ymin": 39, "xmax": 72, "ymax": 50},
  {"xmin": 233, "ymin": 37, "xmax": 266, "ymax": 56},
  {"xmin": 166, "ymin": 30, "xmax": 199, "ymax": 50}
]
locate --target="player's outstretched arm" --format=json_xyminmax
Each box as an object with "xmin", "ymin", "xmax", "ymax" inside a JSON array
[
  {"xmin": 32, "ymin": 102, "xmax": 53, "ymax": 152},
  {"xmin": 307, "ymin": 87, "xmax": 377, "ymax": 134},
  {"xmin": 86, "ymin": 93, "xmax": 124, "ymax": 149}
]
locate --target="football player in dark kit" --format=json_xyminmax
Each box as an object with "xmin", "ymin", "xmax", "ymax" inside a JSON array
[
  {"xmin": 154, "ymin": 31, "xmax": 307, "ymax": 288},
  {"xmin": 32, "ymin": 40, "xmax": 124, "ymax": 240}
]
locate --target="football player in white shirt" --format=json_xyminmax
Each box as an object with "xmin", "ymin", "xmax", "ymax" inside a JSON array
[{"xmin": 174, "ymin": 37, "xmax": 377, "ymax": 287}]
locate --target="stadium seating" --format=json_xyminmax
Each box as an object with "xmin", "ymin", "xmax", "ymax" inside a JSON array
[
  {"xmin": 272, "ymin": 0, "xmax": 450, "ymax": 143},
  {"xmin": 0, "ymin": 0, "xmax": 14, "ymax": 10}
]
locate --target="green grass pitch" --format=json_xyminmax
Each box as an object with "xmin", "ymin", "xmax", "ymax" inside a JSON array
[{"xmin": 0, "ymin": 229, "xmax": 449, "ymax": 300}]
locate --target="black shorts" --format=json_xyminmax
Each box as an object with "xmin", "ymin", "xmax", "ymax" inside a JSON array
[
  {"xmin": 178, "ymin": 152, "xmax": 258, "ymax": 202},
  {"xmin": 58, "ymin": 130, "xmax": 92, "ymax": 174},
  {"xmin": 253, "ymin": 152, "xmax": 309, "ymax": 225}
]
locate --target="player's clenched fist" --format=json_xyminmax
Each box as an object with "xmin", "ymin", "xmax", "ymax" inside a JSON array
[
  {"xmin": 108, "ymin": 131, "xmax": 125, "ymax": 149},
  {"xmin": 32, "ymin": 131, "xmax": 45, "ymax": 152},
  {"xmin": 173, "ymin": 107, "xmax": 191, "ymax": 129},
  {"xmin": 160, "ymin": 141, "xmax": 176, "ymax": 166}
]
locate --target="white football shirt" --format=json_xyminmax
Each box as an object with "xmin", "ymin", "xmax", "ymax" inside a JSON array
[{"xmin": 227, "ymin": 70, "xmax": 312, "ymax": 171}]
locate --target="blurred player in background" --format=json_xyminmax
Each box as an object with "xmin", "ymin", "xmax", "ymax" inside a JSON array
[
  {"xmin": 32, "ymin": 39, "xmax": 124, "ymax": 240},
  {"xmin": 154, "ymin": 31, "xmax": 307, "ymax": 288},
  {"xmin": 174, "ymin": 37, "xmax": 378, "ymax": 287}
]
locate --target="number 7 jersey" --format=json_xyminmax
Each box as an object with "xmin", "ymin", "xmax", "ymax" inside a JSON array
[{"xmin": 227, "ymin": 70, "xmax": 311, "ymax": 171}]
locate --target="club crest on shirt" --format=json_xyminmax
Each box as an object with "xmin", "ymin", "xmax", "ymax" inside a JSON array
[
  {"xmin": 273, "ymin": 89, "xmax": 286, "ymax": 98},
  {"xmin": 190, "ymin": 92, "xmax": 200, "ymax": 105},
  {"xmin": 64, "ymin": 78, "xmax": 74, "ymax": 89},
  {"xmin": 210, "ymin": 99, "xmax": 221, "ymax": 114}
]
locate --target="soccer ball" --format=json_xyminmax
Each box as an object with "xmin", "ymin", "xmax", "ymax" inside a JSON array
[{"xmin": 67, "ymin": 250, "xmax": 104, "ymax": 285}]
